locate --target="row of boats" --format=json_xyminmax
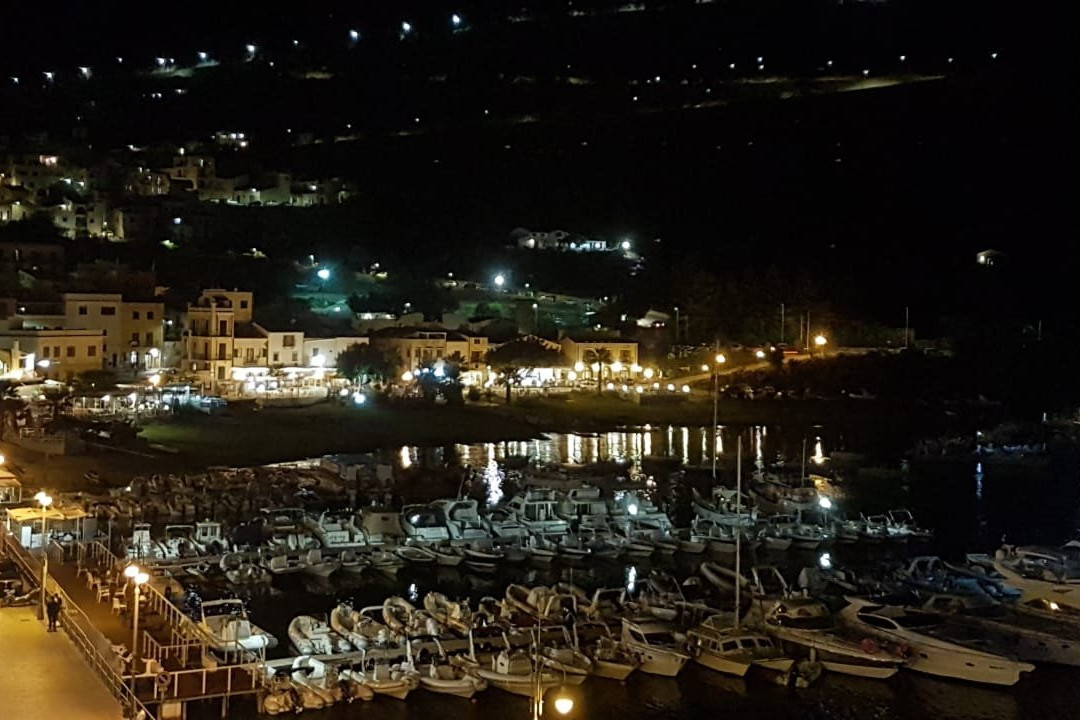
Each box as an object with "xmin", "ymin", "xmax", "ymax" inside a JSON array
[{"xmin": 215, "ymin": 542, "xmax": 1080, "ymax": 716}]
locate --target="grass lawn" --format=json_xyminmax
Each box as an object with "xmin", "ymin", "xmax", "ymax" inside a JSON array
[{"xmin": 138, "ymin": 401, "xmax": 544, "ymax": 468}]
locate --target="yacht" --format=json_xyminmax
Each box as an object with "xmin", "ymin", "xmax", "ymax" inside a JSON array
[
  {"xmin": 918, "ymin": 593, "xmax": 1080, "ymax": 667},
  {"xmin": 303, "ymin": 511, "xmax": 369, "ymax": 550},
  {"xmin": 620, "ymin": 618, "xmax": 691, "ymax": 676},
  {"xmin": 401, "ymin": 504, "xmax": 451, "ymax": 543},
  {"xmin": 687, "ymin": 615, "xmax": 794, "ymax": 677},
  {"xmin": 838, "ymin": 598, "xmax": 1034, "ymax": 686},
  {"xmin": 759, "ymin": 596, "xmax": 905, "ymax": 678},
  {"xmin": 992, "ymin": 545, "xmax": 1080, "ymax": 611},
  {"xmin": 505, "ymin": 489, "xmax": 569, "ymax": 536},
  {"xmin": 431, "ymin": 498, "xmax": 492, "ymax": 542}
]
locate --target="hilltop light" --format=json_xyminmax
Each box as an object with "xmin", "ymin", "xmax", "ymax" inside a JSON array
[
  {"xmin": 317, "ymin": 268, "xmax": 331, "ymax": 281},
  {"xmin": 349, "ymin": 29, "xmax": 360, "ymax": 41},
  {"xmin": 401, "ymin": 21, "xmax": 413, "ymax": 34},
  {"xmin": 451, "ymin": 14, "xmax": 462, "ymax": 27}
]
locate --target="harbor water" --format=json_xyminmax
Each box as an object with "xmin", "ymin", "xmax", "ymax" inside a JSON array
[{"xmin": 181, "ymin": 424, "xmax": 1080, "ymax": 720}]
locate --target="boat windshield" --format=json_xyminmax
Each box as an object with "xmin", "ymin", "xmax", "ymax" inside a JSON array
[{"xmin": 644, "ymin": 631, "xmax": 678, "ymax": 646}]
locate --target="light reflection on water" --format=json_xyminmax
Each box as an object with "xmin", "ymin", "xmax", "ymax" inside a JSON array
[{"xmin": 396, "ymin": 425, "xmax": 821, "ymax": 476}]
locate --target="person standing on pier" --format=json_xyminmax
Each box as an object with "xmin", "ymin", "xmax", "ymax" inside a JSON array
[{"xmin": 45, "ymin": 594, "xmax": 61, "ymax": 631}]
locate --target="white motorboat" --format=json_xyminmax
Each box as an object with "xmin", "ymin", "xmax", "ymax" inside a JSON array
[
  {"xmin": 335, "ymin": 668, "xmax": 376, "ymax": 702},
  {"xmin": 687, "ymin": 615, "xmax": 795, "ymax": 677},
  {"xmin": 992, "ymin": 545, "xmax": 1080, "ymax": 611},
  {"xmin": 749, "ymin": 474, "xmax": 818, "ymax": 514},
  {"xmin": 609, "ymin": 491, "xmax": 673, "ymax": 533},
  {"xmin": 620, "ymin": 617, "xmax": 691, "ymax": 677},
  {"xmin": 418, "ymin": 658, "xmax": 488, "ymax": 698},
  {"xmin": 199, "ymin": 598, "xmax": 278, "ymax": 656},
  {"xmin": 401, "ymin": 504, "xmax": 452, "ymax": 543},
  {"xmin": 300, "ymin": 548, "xmax": 341, "ymax": 578},
  {"xmin": 304, "ymin": 511, "xmax": 370, "ymax": 550},
  {"xmin": 463, "ymin": 543, "xmax": 504, "ymax": 562},
  {"xmin": 432, "ymin": 498, "xmax": 494, "ymax": 541},
  {"xmin": 330, "ymin": 603, "xmax": 397, "ymax": 649},
  {"xmin": 288, "ymin": 615, "xmax": 353, "ymax": 655},
  {"xmin": 483, "ymin": 508, "xmax": 532, "ymax": 540},
  {"xmin": 760, "ymin": 596, "xmax": 905, "ymax": 678},
  {"xmin": 918, "ymin": 593, "xmax": 1080, "ymax": 667},
  {"xmin": 838, "ymin": 598, "xmax": 1034, "ymax": 686},
  {"xmin": 472, "ymin": 649, "xmax": 561, "ymax": 696}
]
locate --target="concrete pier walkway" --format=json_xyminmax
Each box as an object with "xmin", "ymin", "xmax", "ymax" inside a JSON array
[{"xmin": 0, "ymin": 605, "xmax": 123, "ymax": 719}]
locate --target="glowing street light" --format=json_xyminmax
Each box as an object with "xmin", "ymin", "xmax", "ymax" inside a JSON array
[
  {"xmin": 401, "ymin": 21, "xmax": 413, "ymax": 34},
  {"xmin": 401, "ymin": 371, "xmax": 414, "ymax": 382},
  {"xmin": 642, "ymin": 367, "xmax": 655, "ymax": 380},
  {"xmin": 349, "ymin": 29, "xmax": 360, "ymax": 41},
  {"xmin": 819, "ymin": 497, "xmax": 833, "ymax": 510},
  {"xmin": 316, "ymin": 268, "xmax": 331, "ymax": 281},
  {"xmin": 493, "ymin": 274, "xmax": 505, "ymax": 287},
  {"xmin": 814, "ymin": 335, "xmax": 828, "ymax": 347},
  {"xmin": 451, "ymin": 13, "xmax": 463, "ymax": 28},
  {"xmin": 573, "ymin": 362, "xmax": 585, "ymax": 373},
  {"xmin": 611, "ymin": 361, "xmax": 623, "ymax": 373},
  {"xmin": 755, "ymin": 349, "xmax": 766, "ymax": 359},
  {"xmin": 715, "ymin": 353, "xmax": 726, "ymax": 365}
]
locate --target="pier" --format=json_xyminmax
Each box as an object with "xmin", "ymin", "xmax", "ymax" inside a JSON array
[{"xmin": 1, "ymin": 525, "xmax": 261, "ymax": 719}]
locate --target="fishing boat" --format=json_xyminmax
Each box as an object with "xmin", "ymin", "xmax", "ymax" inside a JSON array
[
  {"xmin": 425, "ymin": 543, "xmax": 466, "ymax": 567},
  {"xmin": 620, "ymin": 617, "xmax": 691, "ymax": 676},
  {"xmin": 537, "ymin": 643, "xmax": 593, "ymax": 684},
  {"xmin": 556, "ymin": 485, "xmax": 612, "ymax": 530},
  {"xmin": 578, "ymin": 622, "xmax": 640, "ymax": 680},
  {"xmin": 222, "ymin": 554, "xmax": 271, "ymax": 585},
  {"xmin": 838, "ymin": 598, "xmax": 1034, "ymax": 686},
  {"xmin": 289, "ymin": 656, "xmax": 342, "ymax": 709},
  {"xmin": 759, "ymin": 596, "xmax": 906, "ymax": 678},
  {"xmin": 887, "ymin": 509, "xmax": 933, "ymax": 541},
  {"xmin": 199, "ymin": 598, "xmax": 278, "ymax": 655},
  {"xmin": 288, "ymin": 615, "xmax": 353, "ymax": 655},
  {"xmin": 767, "ymin": 515, "xmax": 825, "ymax": 551},
  {"xmin": 687, "ymin": 615, "xmax": 795, "ymax": 677}
]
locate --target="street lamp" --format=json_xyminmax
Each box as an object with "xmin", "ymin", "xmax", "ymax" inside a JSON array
[
  {"xmin": 711, "ymin": 353, "xmax": 727, "ymax": 478},
  {"xmin": 814, "ymin": 334, "xmax": 827, "ymax": 357},
  {"xmin": 124, "ymin": 565, "xmax": 149, "ymax": 716},
  {"xmin": 493, "ymin": 273, "xmax": 505, "ymax": 288},
  {"xmin": 34, "ymin": 491, "xmax": 52, "ymax": 619}
]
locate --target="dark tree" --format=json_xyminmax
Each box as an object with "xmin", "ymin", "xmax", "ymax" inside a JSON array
[
  {"xmin": 337, "ymin": 344, "xmax": 396, "ymax": 385},
  {"xmin": 485, "ymin": 338, "xmax": 564, "ymax": 404}
]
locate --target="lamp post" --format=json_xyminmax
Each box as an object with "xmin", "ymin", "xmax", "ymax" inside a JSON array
[
  {"xmin": 711, "ymin": 352, "xmax": 726, "ymax": 479},
  {"xmin": 124, "ymin": 565, "xmax": 149, "ymax": 716},
  {"xmin": 34, "ymin": 491, "xmax": 52, "ymax": 619}
]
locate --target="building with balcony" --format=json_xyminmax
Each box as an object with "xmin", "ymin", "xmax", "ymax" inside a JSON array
[{"xmin": 62, "ymin": 293, "xmax": 164, "ymax": 373}]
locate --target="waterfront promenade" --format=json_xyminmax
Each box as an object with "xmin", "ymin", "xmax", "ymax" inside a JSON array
[{"xmin": 0, "ymin": 605, "xmax": 123, "ymax": 719}]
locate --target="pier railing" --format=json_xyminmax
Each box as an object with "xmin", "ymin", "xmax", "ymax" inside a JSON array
[{"xmin": 0, "ymin": 525, "xmax": 156, "ymax": 719}]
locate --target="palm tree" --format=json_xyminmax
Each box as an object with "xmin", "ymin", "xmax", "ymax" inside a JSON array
[{"xmin": 583, "ymin": 348, "xmax": 614, "ymax": 395}]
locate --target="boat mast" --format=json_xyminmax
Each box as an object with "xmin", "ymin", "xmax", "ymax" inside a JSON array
[{"xmin": 735, "ymin": 436, "xmax": 742, "ymax": 630}]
